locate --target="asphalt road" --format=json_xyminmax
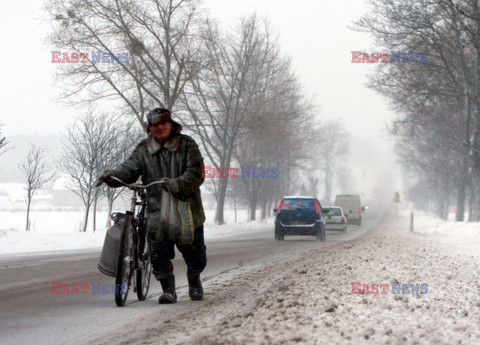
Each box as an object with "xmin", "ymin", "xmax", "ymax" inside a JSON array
[{"xmin": 0, "ymin": 207, "xmax": 385, "ymax": 345}]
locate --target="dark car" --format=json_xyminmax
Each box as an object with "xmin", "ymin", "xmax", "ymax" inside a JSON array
[{"xmin": 274, "ymin": 196, "xmax": 326, "ymax": 241}]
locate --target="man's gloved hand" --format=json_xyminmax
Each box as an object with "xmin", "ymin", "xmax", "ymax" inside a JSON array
[
  {"xmin": 161, "ymin": 177, "xmax": 179, "ymax": 194},
  {"xmin": 95, "ymin": 170, "xmax": 115, "ymax": 187}
]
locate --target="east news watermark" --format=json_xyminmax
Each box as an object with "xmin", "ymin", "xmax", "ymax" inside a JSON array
[
  {"xmin": 51, "ymin": 51, "xmax": 129, "ymax": 64},
  {"xmin": 51, "ymin": 282, "xmax": 127, "ymax": 294},
  {"xmin": 351, "ymin": 51, "xmax": 429, "ymax": 64},
  {"xmin": 202, "ymin": 166, "xmax": 278, "ymax": 179},
  {"xmin": 351, "ymin": 282, "xmax": 429, "ymax": 294}
]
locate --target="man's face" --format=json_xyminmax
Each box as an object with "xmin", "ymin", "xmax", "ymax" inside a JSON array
[{"xmin": 150, "ymin": 121, "xmax": 172, "ymax": 142}]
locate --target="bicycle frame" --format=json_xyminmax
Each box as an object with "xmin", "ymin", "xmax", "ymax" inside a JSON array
[{"xmin": 108, "ymin": 177, "xmax": 164, "ymax": 307}]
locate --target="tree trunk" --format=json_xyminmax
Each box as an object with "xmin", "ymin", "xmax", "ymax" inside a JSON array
[
  {"xmin": 25, "ymin": 199, "xmax": 31, "ymax": 232},
  {"xmin": 455, "ymin": 162, "xmax": 468, "ymax": 221},
  {"xmin": 82, "ymin": 203, "xmax": 90, "ymax": 232},
  {"xmin": 261, "ymin": 200, "xmax": 267, "ymax": 220},
  {"xmin": 435, "ymin": 186, "xmax": 448, "ymax": 220},
  {"xmin": 475, "ymin": 183, "xmax": 480, "ymax": 222},
  {"xmin": 325, "ymin": 166, "xmax": 332, "ymax": 203},
  {"xmin": 472, "ymin": 127, "xmax": 480, "ymax": 221},
  {"xmin": 468, "ymin": 176, "xmax": 475, "ymax": 221},
  {"xmin": 233, "ymin": 198, "xmax": 237, "ymax": 224},
  {"xmin": 106, "ymin": 197, "xmax": 114, "ymax": 228},
  {"xmin": 214, "ymin": 178, "xmax": 228, "ymax": 225},
  {"xmin": 472, "ymin": 0, "xmax": 480, "ymax": 221},
  {"xmin": 456, "ymin": 31, "xmax": 471, "ymax": 222},
  {"xmin": 93, "ymin": 197, "xmax": 97, "ymax": 232},
  {"xmin": 285, "ymin": 163, "xmax": 291, "ymax": 195},
  {"xmin": 442, "ymin": 184, "xmax": 449, "ymax": 220},
  {"xmin": 249, "ymin": 192, "xmax": 257, "ymax": 221}
]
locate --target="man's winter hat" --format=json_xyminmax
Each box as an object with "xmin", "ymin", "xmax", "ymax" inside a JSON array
[{"xmin": 147, "ymin": 108, "xmax": 172, "ymax": 126}]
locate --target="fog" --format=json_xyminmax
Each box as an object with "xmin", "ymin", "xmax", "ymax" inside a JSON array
[
  {"xmin": 3, "ymin": 2, "xmax": 480, "ymax": 344},
  {"xmin": 0, "ymin": 0, "xmax": 401, "ymax": 202}
]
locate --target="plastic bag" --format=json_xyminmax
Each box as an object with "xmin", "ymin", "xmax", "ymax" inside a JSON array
[{"xmin": 155, "ymin": 189, "xmax": 195, "ymax": 245}]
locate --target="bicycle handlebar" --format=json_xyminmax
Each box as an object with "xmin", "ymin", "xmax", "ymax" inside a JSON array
[{"xmin": 110, "ymin": 176, "xmax": 165, "ymax": 190}]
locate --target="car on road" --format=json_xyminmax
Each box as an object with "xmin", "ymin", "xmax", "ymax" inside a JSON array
[
  {"xmin": 274, "ymin": 196, "xmax": 326, "ymax": 241},
  {"xmin": 322, "ymin": 206, "xmax": 347, "ymax": 233},
  {"xmin": 334, "ymin": 194, "xmax": 364, "ymax": 225}
]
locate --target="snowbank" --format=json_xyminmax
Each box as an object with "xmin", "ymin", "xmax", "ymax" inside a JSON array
[
  {"xmin": 0, "ymin": 228, "xmax": 108, "ymax": 256},
  {"xmin": 89, "ymin": 213, "xmax": 480, "ymax": 345},
  {"xmin": 0, "ymin": 209, "xmax": 273, "ymax": 256},
  {"xmin": 404, "ymin": 209, "xmax": 480, "ymax": 240}
]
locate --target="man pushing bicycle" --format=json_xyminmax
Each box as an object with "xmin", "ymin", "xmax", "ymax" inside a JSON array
[{"xmin": 96, "ymin": 108, "xmax": 206, "ymax": 304}]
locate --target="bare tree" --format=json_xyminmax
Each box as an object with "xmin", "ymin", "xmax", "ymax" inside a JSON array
[
  {"xmin": 58, "ymin": 112, "xmax": 116, "ymax": 232},
  {"xmin": 0, "ymin": 122, "xmax": 10, "ymax": 156},
  {"xmin": 353, "ymin": 0, "xmax": 480, "ymax": 221},
  {"xmin": 317, "ymin": 121, "xmax": 349, "ymax": 204},
  {"xmin": 184, "ymin": 14, "xmax": 315, "ymax": 223},
  {"xmin": 96, "ymin": 118, "xmax": 145, "ymax": 228},
  {"xmin": 46, "ymin": 0, "xmax": 206, "ymax": 127},
  {"xmin": 18, "ymin": 145, "xmax": 56, "ymax": 231},
  {"xmin": 225, "ymin": 177, "xmax": 247, "ymax": 223},
  {"xmin": 392, "ymin": 106, "xmax": 463, "ymax": 219},
  {"xmin": 233, "ymin": 93, "xmax": 316, "ymax": 221},
  {"xmin": 182, "ymin": 15, "xmax": 267, "ymax": 224}
]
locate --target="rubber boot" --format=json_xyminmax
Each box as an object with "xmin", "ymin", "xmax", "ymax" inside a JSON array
[
  {"xmin": 187, "ymin": 272, "xmax": 203, "ymax": 301},
  {"xmin": 158, "ymin": 275, "xmax": 177, "ymax": 304}
]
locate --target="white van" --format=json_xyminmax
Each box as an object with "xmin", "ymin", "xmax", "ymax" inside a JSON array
[{"xmin": 334, "ymin": 194, "xmax": 364, "ymax": 225}]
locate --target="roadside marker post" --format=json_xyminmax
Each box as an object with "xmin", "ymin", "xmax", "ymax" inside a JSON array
[{"xmin": 410, "ymin": 212, "xmax": 414, "ymax": 232}]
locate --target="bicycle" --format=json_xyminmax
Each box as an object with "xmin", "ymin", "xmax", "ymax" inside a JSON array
[{"xmin": 107, "ymin": 177, "xmax": 164, "ymax": 307}]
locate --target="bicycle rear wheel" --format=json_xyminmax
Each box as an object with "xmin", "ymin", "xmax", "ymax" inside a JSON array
[
  {"xmin": 136, "ymin": 258, "xmax": 152, "ymax": 300},
  {"xmin": 115, "ymin": 219, "xmax": 134, "ymax": 307}
]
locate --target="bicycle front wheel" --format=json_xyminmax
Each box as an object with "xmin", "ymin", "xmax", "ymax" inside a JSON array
[{"xmin": 115, "ymin": 218, "xmax": 134, "ymax": 307}]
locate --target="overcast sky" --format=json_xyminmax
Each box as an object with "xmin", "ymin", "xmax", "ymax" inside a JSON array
[
  {"xmin": 0, "ymin": 0, "xmax": 401, "ymax": 194},
  {"xmin": 0, "ymin": 0, "xmax": 395, "ymax": 137}
]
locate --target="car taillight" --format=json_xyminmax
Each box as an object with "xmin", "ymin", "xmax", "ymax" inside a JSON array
[
  {"xmin": 358, "ymin": 207, "xmax": 362, "ymax": 215},
  {"xmin": 340, "ymin": 216, "xmax": 346, "ymax": 223},
  {"xmin": 277, "ymin": 200, "xmax": 284, "ymax": 215},
  {"xmin": 313, "ymin": 199, "xmax": 320, "ymax": 216}
]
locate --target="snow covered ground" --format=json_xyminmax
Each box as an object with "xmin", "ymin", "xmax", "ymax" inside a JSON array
[
  {"xmin": 88, "ymin": 211, "xmax": 480, "ymax": 345},
  {"xmin": 2, "ymin": 185, "xmax": 480, "ymax": 344},
  {"xmin": 0, "ymin": 183, "xmax": 273, "ymax": 255},
  {"xmin": 1, "ymin": 195, "xmax": 479, "ymax": 258},
  {"xmin": 412, "ymin": 209, "xmax": 480, "ymax": 238},
  {"xmin": 0, "ymin": 208, "xmax": 272, "ymax": 256},
  {"xmin": 0, "ymin": 183, "xmax": 272, "ymax": 256},
  {"xmin": 1, "ymin": 201, "xmax": 478, "ymax": 257}
]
